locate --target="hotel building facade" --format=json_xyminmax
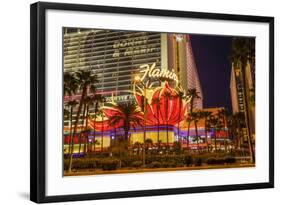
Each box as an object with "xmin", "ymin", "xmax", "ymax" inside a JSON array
[
  {"xmin": 230, "ymin": 61, "xmax": 255, "ymax": 142},
  {"xmin": 63, "ymin": 28, "xmax": 203, "ymax": 152},
  {"xmin": 64, "ymin": 28, "xmax": 202, "ymax": 106}
]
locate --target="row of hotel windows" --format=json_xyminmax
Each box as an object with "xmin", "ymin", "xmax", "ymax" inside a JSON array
[{"xmin": 64, "ymin": 29, "xmax": 162, "ymax": 94}]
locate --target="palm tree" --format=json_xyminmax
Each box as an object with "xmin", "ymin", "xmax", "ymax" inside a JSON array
[
  {"xmin": 191, "ymin": 111, "xmax": 202, "ymax": 152},
  {"xmin": 231, "ymin": 38, "xmax": 255, "ymax": 163},
  {"xmin": 78, "ymin": 96, "xmax": 91, "ymax": 154},
  {"xmin": 186, "ymin": 88, "xmax": 201, "ymax": 114},
  {"xmin": 63, "ymin": 72, "xmax": 78, "ymax": 156},
  {"xmin": 89, "ymin": 94, "xmax": 105, "ymax": 153},
  {"xmin": 231, "ymin": 112, "xmax": 246, "ymax": 153},
  {"xmin": 98, "ymin": 95, "xmax": 106, "ymax": 152},
  {"xmin": 64, "ymin": 72, "xmax": 78, "ymax": 97},
  {"xmin": 64, "ymin": 108, "xmax": 70, "ymax": 153},
  {"xmin": 217, "ymin": 108, "xmax": 229, "ymax": 152},
  {"xmin": 101, "ymin": 111, "xmax": 105, "ymax": 152},
  {"xmin": 108, "ymin": 115, "xmax": 122, "ymax": 145},
  {"xmin": 209, "ymin": 116, "xmax": 223, "ymax": 152},
  {"xmin": 107, "ymin": 101, "xmax": 143, "ymax": 148},
  {"xmin": 66, "ymin": 100, "xmax": 78, "ymax": 154},
  {"xmin": 176, "ymin": 91, "xmax": 185, "ymax": 140},
  {"xmin": 186, "ymin": 88, "xmax": 201, "ymax": 142},
  {"xmin": 82, "ymin": 95, "xmax": 96, "ymax": 154},
  {"xmin": 200, "ymin": 111, "xmax": 212, "ymax": 152},
  {"xmin": 68, "ymin": 70, "xmax": 98, "ymax": 172}
]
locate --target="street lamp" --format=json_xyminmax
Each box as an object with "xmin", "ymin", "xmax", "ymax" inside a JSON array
[
  {"xmin": 134, "ymin": 75, "xmax": 141, "ymax": 82},
  {"xmin": 134, "ymin": 75, "xmax": 147, "ymax": 167}
]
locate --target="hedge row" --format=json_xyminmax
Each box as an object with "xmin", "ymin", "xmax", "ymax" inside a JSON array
[{"xmin": 64, "ymin": 155, "xmax": 236, "ymax": 171}]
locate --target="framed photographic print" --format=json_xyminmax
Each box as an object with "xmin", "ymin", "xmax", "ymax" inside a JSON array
[{"xmin": 30, "ymin": 1, "xmax": 274, "ymax": 203}]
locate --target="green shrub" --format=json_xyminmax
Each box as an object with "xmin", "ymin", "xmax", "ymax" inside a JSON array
[
  {"xmin": 100, "ymin": 159, "xmax": 119, "ymax": 171},
  {"xmin": 216, "ymin": 158, "xmax": 225, "ymax": 165},
  {"xmin": 184, "ymin": 155, "xmax": 193, "ymax": 167},
  {"xmin": 132, "ymin": 161, "xmax": 143, "ymax": 168},
  {"xmin": 224, "ymin": 157, "xmax": 236, "ymax": 164},
  {"xmin": 64, "ymin": 159, "xmax": 69, "ymax": 170},
  {"xmin": 121, "ymin": 155, "xmax": 142, "ymax": 167},
  {"xmin": 161, "ymin": 161, "xmax": 170, "ymax": 168},
  {"xmin": 206, "ymin": 157, "xmax": 217, "ymax": 165},
  {"xmin": 148, "ymin": 161, "xmax": 161, "ymax": 168},
  {"xmin": 168, "ymin": 161, "xmax": 178, "ymax": 168},
  {"xmin": 194, "ymin": 158, "xmax": 202, "ymax": 166},
  {"xmin": 206, "ymin": 157, "xmax": 236, "ymax": 165}
]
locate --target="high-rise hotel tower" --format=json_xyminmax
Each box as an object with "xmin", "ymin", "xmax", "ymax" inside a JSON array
[{"xmin": 64, "ymin": 28, "xmax": 203, "ymax": 108}]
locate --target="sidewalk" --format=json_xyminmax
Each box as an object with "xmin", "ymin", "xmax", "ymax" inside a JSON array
[{"xmin": 64, "ymin": 163, "xmax": 255, "ymax": 176}]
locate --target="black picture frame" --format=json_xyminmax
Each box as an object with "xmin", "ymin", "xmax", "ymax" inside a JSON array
[{"xmin": 30, "ymin": 1, "xmax": 274, "ymax": 203}]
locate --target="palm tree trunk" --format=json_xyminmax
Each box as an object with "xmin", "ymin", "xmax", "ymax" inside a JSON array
[
  {"xmin": 68, "ymin": 86, "xmax": 87, "ymax": 173},
  {"xmin": 93, "ymin": 105, "xmax": 97, "ymax": 153},
  {"xmin": 177, "ymin": 100, "xmax": 182, "ymax": 139},
  {"xmin": 101, "ymin": 114, "xmax": 104, "ymax": 152},
  {"xmin": 204, "ymin": 120, "xmax": 209, "ymax": 153},
  {"xmin": 214, "ymin": 129, "xmax": 217, "ymax": 152},
  {"xmin": 83, "ymin": 105, "xmax": 89, "ymax": 154},
  {"xmin": 241, "ymin": 69, "xmax": 255, "ymax": 163},
  {"xmin": 124, "ymin": 126, "xmax": 130, "ymax": 151},
  {"xmin": 186, "ymin": 101, "xmax": 194, "ymax": 152},
  {"xmin": 186, "ymin": 121, "xmax": 191, "ymax": 145},
  {"xmin": 222, "ymin": 116, "xmax": 228, "ymax": 153},
  {"xmin": 157, "ymin": 106, "xmax": 160, "ymax": 146},
  {"xmin": 165, "ymin": 99, "xmax": 169, "ymax": 152},
  {"xmin": 114, "ymin": 126, "xmax": 117, "ymax": 147},
  {"xmin": 68, "ymin": 106, "xmax": 73, "ymax": 154},
  {"xmin": 78, "ymin": 103, "xmax": 87, "ymax": 154},
  {"xmin": 195, "ymin": 121, "xmax": 199, "ymax": 152}
]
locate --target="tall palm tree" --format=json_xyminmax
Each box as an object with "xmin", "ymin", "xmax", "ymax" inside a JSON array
[
  {"xmin": 209, "ymin": 116, "xmax": 223, "ymax": 152},
  {"xmin": 78, "ymin": 96, "xmax": 90, "ymax": 154},
  {"xmin": 217, "ymin": 108, "xmax": 229, "ymax": 152},
  {"xmin": 186, "ymin": 88, "xmax": 201, "ymax": 114},
  {"xmin": 98, "ymin": 95, "xmax": 106, "ymax": 152},
  {"xmin": 176, "ymin": 91, "xmax": 185, "ymax": 140},
  {"xmin": 88, "ymin": 94, "xmax": 105, "ymax": 153},
  {"xmin": 64, "ymin": 72, "xmax": 78, "ymax": 97},
  {"xmin": 63, "ymin": 72, "xmax": 78, "ymax": 156},
  {"xmin": 64, "ymin": 108, "xmax": 70, "ymax": 153},
  {"xmin": 78, "ymin": 96, "xmax": 96, "ymax": 154},
  {"xmin": 68, "ymin": 70, "xmax": 98, "ymax": 172},
  {"xmin": 82, "ymin": 96, "xmax": 96, "ymax": 154},
  {"xmin": 92, "ymin": 94, "xmax": 103, "ymax": 152},
  {"xmin": 101, "ymin": 111, "xmax": 105, "ymax": 152},
  {"xmin": 108, "ymin": 115, "xmax": 122, "ymax": 147},
  {"xmin": 231, "ymin": 38, "xmax": 255, "ymax": 163},
  {"xmin": 230, "ymin": 112, "xmax": 246, "ymax": 152},
  {"xmin": 200, "ymin": 111, "xmax": 212, "ymax": 152},
  {"xmin": 186, "ymin": 88, "xmax": 201, "ymax": 142},
  {"xmin": 92, "ymin": 109, "xmax": 102, "ymax": 153},
  {"xmin": 190, "ymin": 111, "xmax": 201, "ymax": 152},
  {"xmin": 66, "ymin": 100, "xmax": 78, "ymax": 154}
]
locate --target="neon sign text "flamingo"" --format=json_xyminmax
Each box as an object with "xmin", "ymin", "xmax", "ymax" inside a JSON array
[{"xmin": 139, "ymin": 63, "xmax": 178, "ymax": 84}]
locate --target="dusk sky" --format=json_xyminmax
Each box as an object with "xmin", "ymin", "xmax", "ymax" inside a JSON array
[{"xmin": 190, "ymin": 34, "xmax": 233, "ymax": 112}]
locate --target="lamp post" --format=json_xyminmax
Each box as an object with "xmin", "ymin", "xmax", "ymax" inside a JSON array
[{"xmin": 134, "ymin": 75, "xmax": 147, "ymax": 167}]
